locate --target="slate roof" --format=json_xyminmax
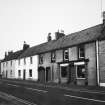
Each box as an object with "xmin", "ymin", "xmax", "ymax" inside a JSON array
[
  {"xmin": 2, "ymin": 50, "xmax": 24, "ymax": 62},
  {"xmin": 18, "ymin": 24, "xmax": 104, "ymax": 58}
]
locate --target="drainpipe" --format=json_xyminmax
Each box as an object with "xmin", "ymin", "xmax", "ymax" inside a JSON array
[{"xmin": 96, "ymin": 40, "xmax": 100, "ymax": 86}]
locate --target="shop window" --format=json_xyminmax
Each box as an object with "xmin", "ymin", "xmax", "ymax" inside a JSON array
[
  {"xmin": 76, "ymin": 65, "xmax": 85, "ymax": 78},
  {"xmin": 78, "ymin": 45, "xmax": 85, "ymax": 59},
  {"xmin": 63, "ymin": 49, "xmax": 69, "ymax": 61},
  {"xmin": 18, "ymin": 70, "xmax": 21, "ymax": 77},
  {"xmin": 30, "ymin": 57, "xmax": 33, "ymax": 64},
  {"xmin": 61, "ymin": 66, "xmax": 68, "ymax": 77},
  {"xmin": 51, "ymin": 51, "xmax": 56, "ymax": 62},
  {"xmin": 29, "ymin": 69, "xmax": 32, "ymax": 77},
  {"xmin": 39, "ymin": 55, "xmax": 43, "ymax": 64}
]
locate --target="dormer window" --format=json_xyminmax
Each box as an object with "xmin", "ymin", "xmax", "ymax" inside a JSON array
[
  {"xmin": 51, "ymin": 51, "xmax": 56, "ymax": 62},
  {"xmin": 39, "ymin": 55, "xmax": 43, "ymax": 64},
  {"xmin": 78, "ymin": 45, "xmax": 85, "ymax": 59},
  {"xmin": 63, "ymin": 49, "xmax": 69, "ymax": 61}
]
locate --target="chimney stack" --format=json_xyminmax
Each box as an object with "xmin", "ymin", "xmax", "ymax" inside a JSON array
[
  {"xmin": 23, "ymin": 41, "xmax": 30, "ymax": 51},
  {"xmin": 103, "ymin": 11, "xmax": 105, "ymax": 27},
  {"xmin": 55, "ymin": 30, "xmax": 65, "ymax": 40},
  {"xmin": 47, "ymin": 33, "xmax": 52, "ymax": 42}
]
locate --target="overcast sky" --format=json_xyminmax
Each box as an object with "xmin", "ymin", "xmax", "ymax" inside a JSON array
[{"xmin": 0, "ymin": 0, "xmax": 105, "ymax": 59}]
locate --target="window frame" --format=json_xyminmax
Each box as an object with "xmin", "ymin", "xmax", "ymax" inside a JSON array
[
  {"xmin": 39, "ymin": 54, "xmax": 43, "ymax": 64},
  {"xmin": 29, "ymin": 69, "xmax": 32, "ymax": 77},
  {"xmin": 30, "ymin": 57, "xmax": 33, "ymax": 64},
  {"xmin": 18, "ymin": 70, "xmax": 21, "ymax": 77},
  {"xmin": 51, "ymin": 51, "xmax": 56, "ymax": 63},
  {"xmin": 24, "ymin": 58, "xmax": 26, "ymax": 65},
  {"xmin": 78, "ymin": 45, "xmax": 85, "ymax": 59},
  {"xmin": 18, "ymin": 59, "xmax": 20, "ymax": 65},
  {"xmin": 63, "ymin": 49, "xmax": 69, "ymax": 61},
  {"xmin": 11, "ymin": 60, "xmax": 12, "ymax": 66}
]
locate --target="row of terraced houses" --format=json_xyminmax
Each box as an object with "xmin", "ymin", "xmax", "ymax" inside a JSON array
[{"xmin": 1, "ymin": 12, "xmax": 105, "ymax": 86}]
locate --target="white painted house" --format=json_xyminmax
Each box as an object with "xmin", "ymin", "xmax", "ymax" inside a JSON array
[
  {"xmin": 15, "ymin": 55, "xmax": 38, "ymax": 81},
  {"xmin": 1, "ymin": 51, "xmax": 23, "ymax": 79}
]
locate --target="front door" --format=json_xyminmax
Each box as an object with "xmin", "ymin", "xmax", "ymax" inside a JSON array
[{"xmin": 23, "ymin": 69, "xmax": 26, "ymax": 80}]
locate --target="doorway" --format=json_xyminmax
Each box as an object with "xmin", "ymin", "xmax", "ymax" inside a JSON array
[
  {"xmin": 38, "ymin": 66, "xmax": 45, "ymax": 83},
  {"xmin": 46, "ymin": 67, "xmax": 51, "ymax": 82}
]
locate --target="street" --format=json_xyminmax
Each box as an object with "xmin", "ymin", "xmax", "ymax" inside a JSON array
[{"xmin": 0, "ymin": 79, "xmax": 105, "ymax": 105}]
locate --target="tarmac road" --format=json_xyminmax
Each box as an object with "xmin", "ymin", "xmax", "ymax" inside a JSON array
[{"xmin": 0, "ymin": 79, "xmax": 105, "ymax": 105}]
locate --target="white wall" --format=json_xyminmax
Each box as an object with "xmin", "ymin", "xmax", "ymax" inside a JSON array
[
  {"xmin": 15, "ymin": 55, "xmax": 38, "ymax": 81},
  {"xmin": 1, "ymin": 60, "xmax": 16, "ymax": 78}
]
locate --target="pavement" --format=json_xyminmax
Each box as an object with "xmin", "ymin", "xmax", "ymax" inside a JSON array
[{"xmin": 0, "ymin": 79, "xmax": 105, "ymax": 105}]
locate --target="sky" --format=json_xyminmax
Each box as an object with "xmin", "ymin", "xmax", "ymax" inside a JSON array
[{"xmin": 0, "ymin": 0, "xmax": 105, "ymax": 59}]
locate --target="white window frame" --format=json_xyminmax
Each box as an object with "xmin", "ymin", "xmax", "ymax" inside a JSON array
[{"xmin": 64, "ymin": 49, "xmax": 69, "ymax": 61}]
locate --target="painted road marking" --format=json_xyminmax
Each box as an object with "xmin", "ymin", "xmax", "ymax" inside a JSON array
[
  {"xmin": 26, "ymin": 87, "xmax": 48, "ymax": 93},
  {"xmin": 64, "ymin": 94, "xmax": 105, "ymax": 103},
  {"xmin": 0, "ymin": 91, "xmax": 37, "ymax": 105},
  {"xmin": 7, "ymin": 83, "xmax": 19, "ymax": 87}
]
